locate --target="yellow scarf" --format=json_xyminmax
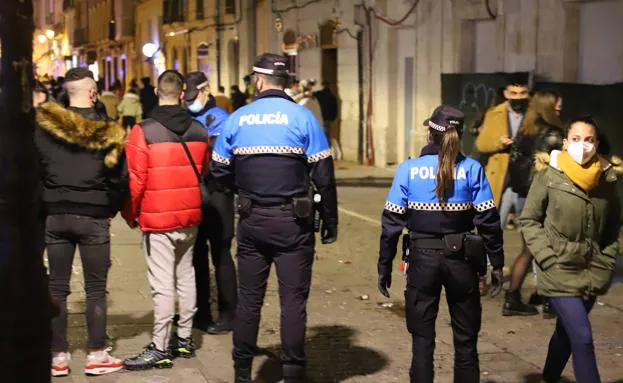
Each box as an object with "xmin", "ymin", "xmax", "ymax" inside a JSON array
[{"xmin": 558, "ymin": 150, "xmax": 601, "ymax": 192}]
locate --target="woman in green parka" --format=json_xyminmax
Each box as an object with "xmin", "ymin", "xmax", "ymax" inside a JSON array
[{"xmin": 519, "ymin": 116, "xmax": 621, "ymax": 383}]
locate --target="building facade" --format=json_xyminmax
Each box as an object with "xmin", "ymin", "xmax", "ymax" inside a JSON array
[{"xmin": 33, "ymin": 0, "xmax": 75, "ymax": 79}]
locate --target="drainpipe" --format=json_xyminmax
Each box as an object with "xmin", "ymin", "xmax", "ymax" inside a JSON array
[
  {"xmin": 216, "ymin": 0, "xmax": 222, "ymax": 87},
  {"xmin": 356, "ymin": 29, "xmax": 364, "ymax": 165}
]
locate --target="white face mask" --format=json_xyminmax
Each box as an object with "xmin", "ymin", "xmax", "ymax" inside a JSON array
[
  {"xmin": 567, "ymin": 141, "xmax": 596, "ymax": 165},
  {"xmin": 188, "ymin": 97, "xmax": 206, "ymax": 113}
]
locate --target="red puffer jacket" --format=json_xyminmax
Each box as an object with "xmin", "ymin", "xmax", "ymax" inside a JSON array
[{"xmin": 123, "ymin": 105, "xmax": 210, "ymax": 232}]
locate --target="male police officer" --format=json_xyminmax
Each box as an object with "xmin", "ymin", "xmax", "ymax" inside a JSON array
[
  {"xmin": 183, "ymin": 71, "xmax": 237, "ymax": 335},
  {"xmin": 211, "ymin": 53, "xmax": 338, "ymax": 383}
]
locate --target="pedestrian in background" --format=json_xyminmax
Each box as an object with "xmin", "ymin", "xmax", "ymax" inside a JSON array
[
  {"xmin": 503, "ymin": 89, "xmax": 564, "ymax": 317},
  {"xmin": 475, "ymin": 76, "xmax": 530, "ymax": 224},
  {"xmin": 33, "ymin": 80, "xmax": 49, "ymax": 108},
  {"xmin": 215, "ymin": 85, "xmax": 234, "ymax": 113},
  {"xmin": 139, "ymin": 77, "xmax": 158, "ymax": 119},
  {"xmin": 184, "ymin": 71, "xmax": 237, "ymax": 335},
  {"xmin": 35, "ymin": 68, "xmax": 128, "ymax": 377},
  {"xmin": 378, "ymin": 105, "xmax": 504, "ymax": 383},
  {"xmin": 100, "ymin": 82, "xmax": 122, "ymax": 121},
  {"xmin": 520, "ymin": 116, "xmax": 621, "ymax": 383},
  {"xmin": 211, "ymin": 53, "xmax": 338, "ymax": 383},
  {"xmin": 123, "ymin": 70, "xmax": 210, "ymax": 370},
  {"xmin": 230, "ymin": 85, "xmax": 246, "ymax": 111},
  {"xmin": 298, "ymin": 79, "xmax": 324, "ymax": 126},
  {"xmin": 117, "ymin": 86, "xmax": 143, "ymax": 130},
  {"xmin": 314, "ymin": 81, "xmax": 338, "ymax": 142}
]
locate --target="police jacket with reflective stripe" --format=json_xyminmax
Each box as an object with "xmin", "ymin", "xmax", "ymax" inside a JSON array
[
  {"xmin": 123, "ymin": 105, "xmax": 210, "ymax": 232},
  {"xmin": 378, "ymin": 144, "xmax": 504, "ymax": 275},
  {"xmin": 211, "ymin": 89, "xmax": 338, "ymax": 231}
]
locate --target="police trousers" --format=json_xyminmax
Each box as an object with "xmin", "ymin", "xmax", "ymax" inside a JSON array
[
  {"xmin": 193, "ymin": 189, "xmax": 237, "ymax": 322},
  {"xmin": 233, "ymin": 205, "xmax": 314, "ymax": 371},
  {"xmin": 405, "ymin": 247, "xmax": 481, "ymax": 383}
]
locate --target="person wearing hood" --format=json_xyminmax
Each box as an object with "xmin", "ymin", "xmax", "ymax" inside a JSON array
[
  {"xmin": 35, "ymin": 68, "xmax": 128, "ymax": 377},
  {"xmin": 117, "ymin": 87, "xmax": 143, "ymax": 130},
  {"xmin": 519, "ymin": 116, "xmax": 621, "ymax": 383},
  {"xmin": 183, "ymin": 71, "xmax": 237, "ymax": 336},
  {"xmin": 122, "ymin": 70, "xmax": 210, "ymax": 370}
]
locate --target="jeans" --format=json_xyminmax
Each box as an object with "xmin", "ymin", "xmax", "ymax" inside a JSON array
[
  {"xmin": 406, "ymin": 248, "xmax": 481, "ymax": 383},
  {"xmin": 543, "ymin": 296, "xmax": 600, "ymax": 383},
  {"xmin": 498, "ymin": 187, "xmax": 526, "ymax": 228},
  {"xmin": 46, "ymin": 214, "xmax": 111, "ymax": 352}
]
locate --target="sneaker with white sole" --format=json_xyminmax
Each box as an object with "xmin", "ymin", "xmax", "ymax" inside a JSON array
[
  {"xmin": 84, "ymin": 347, "xmax": 123, "ymax": 376},
  {"xmin": 51, "ymin": 352, "xmax": 71, "ymax": 377}
]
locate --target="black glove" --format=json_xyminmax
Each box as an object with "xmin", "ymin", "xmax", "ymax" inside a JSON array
[
  {"xmin": 490, "ymin": 268, "xmax": 503, "ymax": 298},
  {"xmin": 321, "ymin": 224, "xmax": 337, "ymax": 244},
  {"xmin": 378, "ymin": 271, "xmax": 392, "ymax": 298}
]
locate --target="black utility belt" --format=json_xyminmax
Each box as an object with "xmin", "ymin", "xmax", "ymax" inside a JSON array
[
  {"xmin": 405, "ymin": 232, "xmax": 487, "ymax": 275},
  {"xmin": 238, "ymin": 195, "xmax": 314, "ymax": 222}
]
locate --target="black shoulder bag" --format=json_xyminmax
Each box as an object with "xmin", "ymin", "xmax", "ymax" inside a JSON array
[{"xmin": 177, "ymin": 135, "xmax": 210, "ymax": 209}]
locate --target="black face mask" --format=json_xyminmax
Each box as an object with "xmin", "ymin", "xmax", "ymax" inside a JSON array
[{"xmin": 509, "ymin": 98, "xmax": 529, "ymax": 113}]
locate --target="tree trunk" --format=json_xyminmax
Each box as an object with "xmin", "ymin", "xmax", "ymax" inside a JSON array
[{"xmin": 0, "ymin": 1, "xmax": 52, "ymax": 381}]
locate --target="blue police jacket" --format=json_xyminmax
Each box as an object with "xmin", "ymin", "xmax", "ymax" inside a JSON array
[
  {"xmin": 378, "ymin": 144, "xmax": 504, "ymax": 275},
  {"xmin": 211, "ymin": 89, "xmax": 338, "ymax": 230},
  {"xmin": 190, "ymin": 96, "xmax": 229, "ymax": 138}
]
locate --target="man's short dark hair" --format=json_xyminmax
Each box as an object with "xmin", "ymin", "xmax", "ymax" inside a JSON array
[
  {"xmin": 218, "ymin": 85, "xmax": 225, "ymax": 93},
  {"xmin": 157, "ymin": 70, "xmax": 184, "ymax": 100},
  {"xmin": 257, "ymin": 73, "xmax": 288, "ymax": 89},
  {"xmin": 506, "ymin": 73, "xmax": 529, "ymax": 88}
]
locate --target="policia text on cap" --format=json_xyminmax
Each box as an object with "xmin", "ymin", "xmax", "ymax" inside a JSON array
[
  {"xmin": 378, "ymin": 105, "xmax": 504, "ymax": 383},
  {"xmin": 210, "ymin": 53, "xmax": 338, "ymax": 383}
]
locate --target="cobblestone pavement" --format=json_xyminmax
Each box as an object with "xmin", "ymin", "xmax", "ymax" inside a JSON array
[{"xmin": 54, "ymin": 162, "xmax": 623, "ymax": 382}]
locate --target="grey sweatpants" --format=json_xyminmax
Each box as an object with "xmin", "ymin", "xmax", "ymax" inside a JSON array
[{"xmin": 144, "ymin": 227, "xmax": 198, "ymax": 351}]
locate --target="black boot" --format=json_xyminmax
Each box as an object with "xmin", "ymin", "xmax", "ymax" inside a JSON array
[
  {"xmin": 234, "ymin": 359, "xmax": 252, "ymax": 383},
  {"xmin": 542, "ymin": 298, "xmax": 556, "ymax": 319},
  {"xmin": 283, "ymin": 364, "xmax": 306, "ymax": 383},
  {"xmin": 503, "ymin": 290, "xmax": 539, "ymax": 316}
]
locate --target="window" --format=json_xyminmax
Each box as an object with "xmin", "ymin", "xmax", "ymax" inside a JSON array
[
  {"xmin": 196, "ymin": 0, "xmax": 204, "ymax": 20},
  {"xmin": 225, "ymin": 0, "xmax": 236, "ymax": 15}
]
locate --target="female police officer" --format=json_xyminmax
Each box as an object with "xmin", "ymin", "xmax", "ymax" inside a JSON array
[{"xmin": 378, "ymin": 105, "xmax": 504, "ymax": 383}]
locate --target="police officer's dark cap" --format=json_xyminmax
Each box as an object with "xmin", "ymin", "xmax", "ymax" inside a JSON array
[
  {"xmin": 423, "ymin": 105, "xmax": 465, "ymax": 133},
  {"xmin": 252, "ymin": 53, "xmax": 290, "ymax": 79},
  {"xmin": 184, "ymin": 71, "xmax": 209, "ymax": 101},
  {"xmin": 65, "ymin": 67, "xmax": 94, "ymax": 82}
]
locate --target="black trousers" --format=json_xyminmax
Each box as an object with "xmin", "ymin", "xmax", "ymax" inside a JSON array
[
  {"xmin": 233, "ymin": 205, "xmax": 314, "ymax": 368},
  {"xmin": 46, "ymin": 214, "xmax": 111, "ymax": 352},
  {"xmin": 121, "ymin": 116, "xmax": 136, "ymax": 130},
  {"xmin": 193, "ymin": 189, "xmax": 237, "ymax": 321},
  {"xmin": 405, "ymin": 247, "xmax": 481, "ymax": 383}
]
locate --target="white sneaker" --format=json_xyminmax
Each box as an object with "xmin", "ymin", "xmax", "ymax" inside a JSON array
[
  {"xmin": 84, "ymin": 347, "xmax": 123, "ymax": 376},
  {"xmin": 51, "ymin": 352, "xmax": 71, "ymax": 377}
]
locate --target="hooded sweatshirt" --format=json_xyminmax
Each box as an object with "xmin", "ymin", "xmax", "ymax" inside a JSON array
[{"xmin": 123, "ymin": 104, "xmax": 210, "ymax": 232}]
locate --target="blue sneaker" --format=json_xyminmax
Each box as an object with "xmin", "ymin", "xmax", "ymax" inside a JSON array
[{"xmin": 124, "ymin": 343, "xmax": 173, "ymax": 371}]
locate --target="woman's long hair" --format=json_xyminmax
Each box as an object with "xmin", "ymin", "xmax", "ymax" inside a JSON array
[
  {"xmin": 521, "ymin": 89, "xmax": 562, "ymax": 136},
  {"xmin": 430, "ymin": 127, "xmax": 461, "ymax": 201}
]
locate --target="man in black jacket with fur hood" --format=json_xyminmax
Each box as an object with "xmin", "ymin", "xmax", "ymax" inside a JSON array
[{"xmin": 35, "ymin": 68, "xmax": 128, "ymax": 377}]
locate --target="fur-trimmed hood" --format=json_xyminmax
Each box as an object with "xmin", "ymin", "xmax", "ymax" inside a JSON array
[
  {"xmin": 534, "ymin": 150, "xmax": 623, "ymax": 181},
  {"xmin": 36, "ymin": 102, "xmax": 126, "ymax": 168}
]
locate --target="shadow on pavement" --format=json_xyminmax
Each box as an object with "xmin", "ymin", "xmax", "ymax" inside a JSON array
[
  {"xmin": 336, "ymin": 177, "xmax": 393, "ymax": 188},
  {"xmin": 254, "ymin": 325, "xmax": 389, "ymax": 383}
]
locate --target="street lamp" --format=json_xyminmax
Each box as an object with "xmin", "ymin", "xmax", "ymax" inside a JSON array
[
  {"xmin": 37, "ymin": 34, "xmax": 47, "ymax": 44},
  {"xmin": 142, "ymin": 43, "xmax": 158, "ymax": 58},
  {"xmin": 45, "ymin": 29, "xmax": 55, "ymax": 40}
]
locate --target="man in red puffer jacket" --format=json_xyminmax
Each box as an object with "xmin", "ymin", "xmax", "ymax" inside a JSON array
[{"xmin": 122, "ymin": 70, "xmax": 210, "ymax": 371}]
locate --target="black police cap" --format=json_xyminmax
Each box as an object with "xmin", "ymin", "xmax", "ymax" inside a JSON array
[
  {"xmin": 423, "ymin": 105, "xmax": 465, "ymax": 133},
  {"xmin": 65, "ymin": 67, "xmax": 94, "ymax": 82},
  {"xmin": 184, "ymin": 71, "xmax": 209, "ymax": 102},
  {"xmin": 252, "ymin": 53, "xmax": 290, "ymax": 79}
]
